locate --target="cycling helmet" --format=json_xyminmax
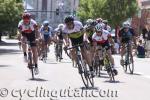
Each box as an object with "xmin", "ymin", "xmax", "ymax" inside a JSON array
[
  {"xmin": 103, "ymin": 20, "xmax": 108, "ymax": 24},
  {"xmin": 22, "ymin": 12, "xmax": 31, "ymax": 19},
  {"xmin": 123, "ymin": 22, "xmax": 130, "ymax": 28},
  {"xmin": 86, "ymin": 19, "xmax": 93, "ymax": 25},
  {"xmin": 96, "ymin": 18, "xmax": 103, "ymax": 23},
  {"xmin": 95, "ymin": 23, "xmax": 103, "ymax": 31},
  {"xmin": 64, "ymin": 15, "xmax": 74, "ymax": 23},
  {"xmin": 43, "ymin": 20, "xmax": 49, "ymax": 26},
  {"xmin": 58, "ymin": 24, "xmax": 64, "ymax": 29}
]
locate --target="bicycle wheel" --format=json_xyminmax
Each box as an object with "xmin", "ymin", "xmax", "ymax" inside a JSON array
[
  {"xmin": 58, "ymin": 44, "xmax": 63, "ymax": 62},
  {"xmin": 78, "ymin": 63, "xmax": 89, "ymax": 88},
  {"xmin": 128, "ymin": 56, "xmax": 134, "ymax": 74},
  {"xmin": 77, "ymin": 53, "xmax": 89, "ymax": 88},
  {"xmin": 109, "ymin": 67, "xmax": 115, "ymax": 82},
  {"xmin": 28, "ymin": 52, "xmax": 34, "ymax": 79},
  {"xmin": 31, "ymin": 67, "xmax": 34, "ymax": 79},
  {"xmin": 104, "ymin": 58, "xmax": 115, "ymax": 82},
  {"xmin": 42, "ymin": 50, "xmax": 47, "ymax": 63},
  {"xmin": 83, "ymin": 62, "xmax": 94, "ymax": 87},
  {"xmin": 55, "ymin": 44, "xmax": 59, "ymax": 61},
  {"xmin": 123, "ymin": 62, "xmax": 128, "ymax": 73},
  {"xmin": 87, "ymin": 71, "xmax": 94, "ymax": 87},
  {"xmin": 123, "ymin": 54, "xmax": 128, "ymax": 73}
]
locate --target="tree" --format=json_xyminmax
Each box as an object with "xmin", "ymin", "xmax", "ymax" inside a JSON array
[
  {"xmin": 77, "ymin": 0, "xmax": 138, "ymax": 27},
  {"xmin": 0, "ymin": 0, "xmax": 23, "ymax": 38}
]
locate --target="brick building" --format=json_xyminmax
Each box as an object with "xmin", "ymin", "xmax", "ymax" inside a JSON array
[{"xmin": 131, "ymin": 0, "xmax": 150, "ymax": 34}]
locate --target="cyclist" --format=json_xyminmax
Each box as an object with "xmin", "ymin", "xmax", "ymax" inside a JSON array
[
  {"xmin": 96, "ymin": 18, "xmax": 103, "ymax": 24},
  {"xmin": 17, "ymin": 12, "xmax": 28, "ymax": 61},
  {"xmin": 54, "ymin": 23, "xmax": 64, "ymax": 43},
  {"xmin": 40, "ymin": 20, "xmax": 53, "ymax": 59},
  {"xmin": 84, "ymin": 19, "xmax": 97, "ymax": 59},
  {"xmin": 18, "ymin": 12, "xmax": 41, "ymax": 74},
  {"xmin": 63, "ymin": 15, "xmax": 94, "ymax": 76},
  {"xmin": 119, "ymin": 22, "xmax": 137, "ymax": 65},
  {"xmin": 92, "ymin": 24, "xmax": 118, "ymax": 75},
  {"xmin": 102, "ymin": 20, "xmax": 111, "ymax": 32},
  {"xmin": 54, "ymin": 23, "xmax": 64, "ymax": 60}
]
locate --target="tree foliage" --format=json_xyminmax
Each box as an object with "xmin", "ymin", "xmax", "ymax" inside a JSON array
[
  {"xmin": 77, "ymin": 0, "xmax": 138, "ymax": 27},
  {"xmin": 0, "ymin": 0, "xmax": 23, "ymax": 36}
]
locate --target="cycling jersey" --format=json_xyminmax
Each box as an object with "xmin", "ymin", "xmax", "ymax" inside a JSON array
[
  {"xmin": 40, "ymin": 25, "xmax": 52, "ymax": 37},
  {"xmin": 18, "ymin": 19, "xmax": 37, "ymax": 33},
  {"xmin": 92, "ymin": 29, "xmax": 111, "ymax": 44},
  {"xmin": 119, "ymin": 28, "xmax": 135, "ymax": 43},
  {"xmin": 55, "ymin": 28, "xmax": 63, "ymax": 40},
  {"xmin": 63, "ymin": 21, "xmax": 83, "ymax": 39},
  {"xmin": 18, "ymin": 19, "xmax": 37, "ymax": 46}
]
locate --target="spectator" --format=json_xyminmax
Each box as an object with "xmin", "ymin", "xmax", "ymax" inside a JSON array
[{"xmin": 137, "ymin": 40, "xmax": 145, "ymax": 58}]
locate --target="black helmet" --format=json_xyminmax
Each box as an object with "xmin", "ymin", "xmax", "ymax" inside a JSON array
[{"xmin": 64, "ymin": 15, "xmax": 74, "ymax": 23}]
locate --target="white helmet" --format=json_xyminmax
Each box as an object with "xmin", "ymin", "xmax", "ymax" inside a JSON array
[
  {"xmin": 95, "ymin": 23, "xmax": 103, "ymax": 31},
  {"xmin": 123, "ymin": 22, "xmax": 130, "ymax": 28},
  {"xmin": 58, "ymin": 24, "xmax": 64, "ymax": 30}
]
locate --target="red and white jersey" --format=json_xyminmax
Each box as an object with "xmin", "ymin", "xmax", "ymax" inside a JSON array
[
  {"xmin": 92, "ymin": 29, "xmax": 111, "ymax": 44},
  {"xmin": 18, "ymin": 19, "xmax": 37, "ymax": 33}
]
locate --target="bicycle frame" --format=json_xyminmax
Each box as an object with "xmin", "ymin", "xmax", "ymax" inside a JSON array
[
  {"xmin": 123, "ymin": 41, "xmax": 134, "ymax": 74},
  {"xmin": 65, "ymin": 44, "xmax": 94, "ymax": 88}
]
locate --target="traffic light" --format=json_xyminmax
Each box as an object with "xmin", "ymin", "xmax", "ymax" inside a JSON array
[{"xmin": 56, "ymin": 8, "xmax": 59, "ymax": 15}]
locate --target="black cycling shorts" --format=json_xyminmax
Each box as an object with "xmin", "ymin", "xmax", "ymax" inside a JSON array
[
  {"xmin": 22, "ymin": 31, "xmax": 36, "ymax": 47},
  {"xmin": 70, "ymin": 35, "xmax": 84, "ymax": 46},
  {"xmin": 121, "ymin": 38, "xmax": 131, "ymax": 43},
  {"xmin": 97, "ymin": 41, "xmax": 110, "ymax": 50}
]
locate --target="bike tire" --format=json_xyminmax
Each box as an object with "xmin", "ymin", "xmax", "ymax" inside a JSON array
[
  {"xmin": 128, "ymin": 56, "xmax": 134, "ymax": 74},
  {"xmin": 31, "ymin": 67, "xmax": 34, "ymax": 79},
  {"xmin": 123, "ymin": 63, "xmax": 128, "ymax": 73},
  {"xmin": 78, "ymin": 64, "xmax": 89, "ymax": 88},
  {"xmin": 110, "ymin": 68, "xmax": 115, "ymax": 82},
  {"xmin": 28, "ymin": 52, "xmax": 34, "ymax": 79},
  {"xmin": 88, "ymin": 73, "xmax": 94, "ymax": 87}
]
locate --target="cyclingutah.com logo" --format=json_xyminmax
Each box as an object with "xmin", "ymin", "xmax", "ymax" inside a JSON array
[{"xmin": 0, "ymin": 86, "xmax": 118, "ymax": 100}]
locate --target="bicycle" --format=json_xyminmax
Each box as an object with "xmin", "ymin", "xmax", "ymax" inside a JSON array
[
  {"xmin": 27, "ymin": 41, "xmax": 36, "ymax": 79},
  {"xmin": 101, "ymin": 46, "xmax": 115, "ymax": 81},
  {"xmin": 122, "ymin": 41, "xmax": 134, "ymax": 74},
  {"xmin": 92, "ymin": 46, "xmax": 103, "ymax": 77},
  {"xmin": 40, "ymin": 40, "xmax": 49, "ymax": 63},
  {"xmin": 55, "ymin": 40, "xmax": 63, "ymax": 62},
  {"xmin": 64, "ymin": 44, "xmax": 94, "ymax": 88},
  {"xmin": 41, "ymin": 47, "xmax": 48, "ymax": 63}
]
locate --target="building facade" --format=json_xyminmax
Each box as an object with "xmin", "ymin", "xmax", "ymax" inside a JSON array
[
  {"xmin": 24, "ymin": 0, "xmax": 79, "ymax": 27},
  {"xmin": 131, "ymin": 0, "xmax": 150, "ymax": 34}
]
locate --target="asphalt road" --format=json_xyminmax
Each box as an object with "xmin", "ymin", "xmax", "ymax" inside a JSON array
[{"xmin": 0, "ymin": 38, "xmax": 150, "ymax": 100}]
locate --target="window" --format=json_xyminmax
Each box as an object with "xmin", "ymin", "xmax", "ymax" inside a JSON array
[{"xmin": 42, "ymin": 0, "xmax": 47, "ymax": 11}]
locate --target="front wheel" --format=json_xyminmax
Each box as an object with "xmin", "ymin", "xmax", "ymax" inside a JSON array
[{"xmin": 128, "ymin": 57, "xmax": 134, "ymax": 74}]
